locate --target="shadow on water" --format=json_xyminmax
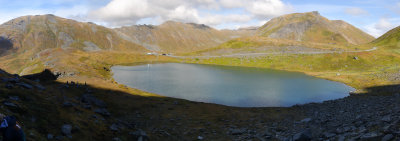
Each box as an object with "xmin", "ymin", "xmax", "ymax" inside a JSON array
[{"xmin": 1, "ymin": 68, "xmax": 399, "ymax": 140}]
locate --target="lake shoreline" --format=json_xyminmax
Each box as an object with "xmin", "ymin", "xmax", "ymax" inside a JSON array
[{"xmin": 111, "ymin": 63, "xmax": 354, "ymax": 107}]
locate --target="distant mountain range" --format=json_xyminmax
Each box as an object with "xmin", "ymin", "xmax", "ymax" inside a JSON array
[
  {"xmin": 1, "ymin": 11, "xmax": 400, "ymax": 75},
  {"xmin": 0, "ymin": 11, "xmax": 390, "ymax": 57},
  {"xmin": 0, "ymin": 14, "xmax": 147, "ymax": 56},
  {"xmin": 114, "ymin": 21, "xmax": 254, "ymax": 53}
]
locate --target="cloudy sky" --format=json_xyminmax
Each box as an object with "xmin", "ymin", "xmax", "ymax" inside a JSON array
[{"xmin": 0, "ymin": 0, "xmax": 399, "ymax": 37}]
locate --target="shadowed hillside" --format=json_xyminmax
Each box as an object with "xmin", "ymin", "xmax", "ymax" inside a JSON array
[
  {"xmin": 0, "ymin": 68, "xmax": 400, "ymax": 140},
  {"xmin": 0, "ymin": 36, "xmax": 14, "ymax": 56}
]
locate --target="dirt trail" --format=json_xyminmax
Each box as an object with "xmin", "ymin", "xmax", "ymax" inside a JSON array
[{"xmin": 171, "ymin": 47, "xmax": 378, "ymax": 58}]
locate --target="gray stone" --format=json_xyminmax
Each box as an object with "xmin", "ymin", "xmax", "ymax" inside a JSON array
[
  {"xmin": 61, "ymin": 124, "xmax": 72, "ymax": 136},
  {"xmin": 260, "ymin": 130, "xmax": 272, "ymax": 139},
  {"xmin": 360, "ymin": 132, "xmax": 380, "ymax": 140},
  {"xmin": 323, "ymin": 132, "xmax": 336, "ymax": 138},
  {"xmin": 337, "ymin": 135, "xmax": 345, "ymax": 141},
  {"xmin": 293, "ymin": 129, "xmax": 312, "ymax": 141},
  {"xmin": 63, "ymin": 102, "xmax": 73, "ymax": 107},
  {"xmin": 58, "ymin": 32, "xmax": 74, "ymax": 49},
  {"xmin": 16, "ymin": 82, "xmax": 33, "ymax": 89},
  {"xmin": 55, "ymin": 136, "xmax": 64, "ymax": 140},
  {"xmin": 3, "ymin": 101, "xmax": 18, "ymax": 107},
  {"xmin": 381, "ymin": 115, "xmax": 391, "ymax": 122},
  {"xmin": 301, "ymin": 118, "xmax": 312, "ymax": 123},
  {"xmin": 9, "ymin": 96, "xmax": 19, "ymax": 101},
  {"xmin": 197, "ymin": 136, "xmax": 204, "ymax": 140},
  {"xmin": 130, "ymin": 130, "xmax": 148, "ymax": 141},
  {"xmin": 230, "ymin": 128, "xmax": 246, "ymax": 135},
  {"xmin": 81, "ymin": 94, "xmax": 106, "ymax": 108},
  {"xmin": 2, "ymin": 77, "xmax": 19, "ymax": 83},
  {"xmin": 336, "ymin": 126, "xmax": 351, "ymax": 134},
  {"xmin": 94, "ymin": 108, "xmax": 110, "ymax": 116},
  {"xmin": 381, "ymin": 134, "xmax": 394, "ymax": 141},
  {"xmin": 112, "ymin": 137, "xmax": 121, "ymax": 141},
  {"xmin": 5, "ymin": 83, "xmax": 14, "ymax": 89},
  {"xmin": 47, "ymin": 134, "xmax": 53, "ymax": 140},
  {"xmin": 81, "ymin": 104, "xmax": 92, "ymax": 109},
  {"xmin": 110, "ymin": 123, "xmax": 122, "ymax": 132},
  {"xmin": 83, "ymin": 41, "xmax": 101, "ymax": 52},
  {"xmin": 35, "ymin": 84, "xmax": 46, "ymax": 90},
  {"xmin": 382, "ymin": 124, "xmax": 395, "ymax": 133}
]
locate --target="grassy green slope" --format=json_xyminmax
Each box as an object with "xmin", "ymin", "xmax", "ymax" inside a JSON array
[{"xmin": 373, "ymin": 26, "xmax": 400, "ymax": 48}]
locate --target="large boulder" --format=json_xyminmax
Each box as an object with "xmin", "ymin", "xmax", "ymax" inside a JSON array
[
  {"xmin": 61, "ymin": 124, "xmax": 72, "ymax": 136},
  {"xmin": 293, "ymin": 129, "xmax": 312, "ymax": 141}
]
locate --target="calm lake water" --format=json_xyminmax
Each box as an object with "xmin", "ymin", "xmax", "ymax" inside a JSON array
[{"xmin": 112, "ymin": 63, "xmax": 354, "ymax": 107}]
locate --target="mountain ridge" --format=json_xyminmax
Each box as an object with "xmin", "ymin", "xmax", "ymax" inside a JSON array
[
  {"xmin": 256, "ymin": 11, "xmax": 375, "ymax": 45},
  {"xmin": 373, "ymin": 25, "xmax": 400, "ymax": 47},
  {"xmin": 114, "ymin": 21, "xmax": 254, "ymax": 53}
]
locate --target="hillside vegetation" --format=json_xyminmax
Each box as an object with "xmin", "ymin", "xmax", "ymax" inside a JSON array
[{"xmin": 373, "ymin": 26, "xmax": 400, "ymax": 48}]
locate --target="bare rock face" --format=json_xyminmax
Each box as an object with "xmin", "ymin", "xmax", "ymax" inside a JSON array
[
  {"xmin": 58, "ymin": 32, "xmax": 74, "ymax": 49},
  {"xmin": 83, "ymin": 41, "xmax": 101, "ymax": 52},
  {"xmin": 269, "ymin": 20, "xmax": 312, "ymax": 41}
]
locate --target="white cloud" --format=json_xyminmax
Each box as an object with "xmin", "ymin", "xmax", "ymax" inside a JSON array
[
  {"xmin": 199, "ymin": 14, "xmax": 253, "ymax": 26},
  {"xmin": 375, "ymin": 18, "xmax": 393, "ymax": 30},
  {"xmin": 345, "ymin": 7, "xmax": 368, "ymax": 16},
  {"xmin": 363, "ymin": 18, "xmax": 400, "ymax": 37},
  {"xmin": 219, "ymin": 0, "xmax": 246, "ymax": 8},
  {"xmin": 88, "ymin": 0, "xmax": 292, "ymax": 27},
  {"xmin": 247, "ymin": 0, "xmax": 291, "ymax": 18}
]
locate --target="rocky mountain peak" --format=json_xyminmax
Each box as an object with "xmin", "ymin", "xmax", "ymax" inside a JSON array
[{"xmin": 256, "ymin": 11, "xmax": 375, "ymax": 45}]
